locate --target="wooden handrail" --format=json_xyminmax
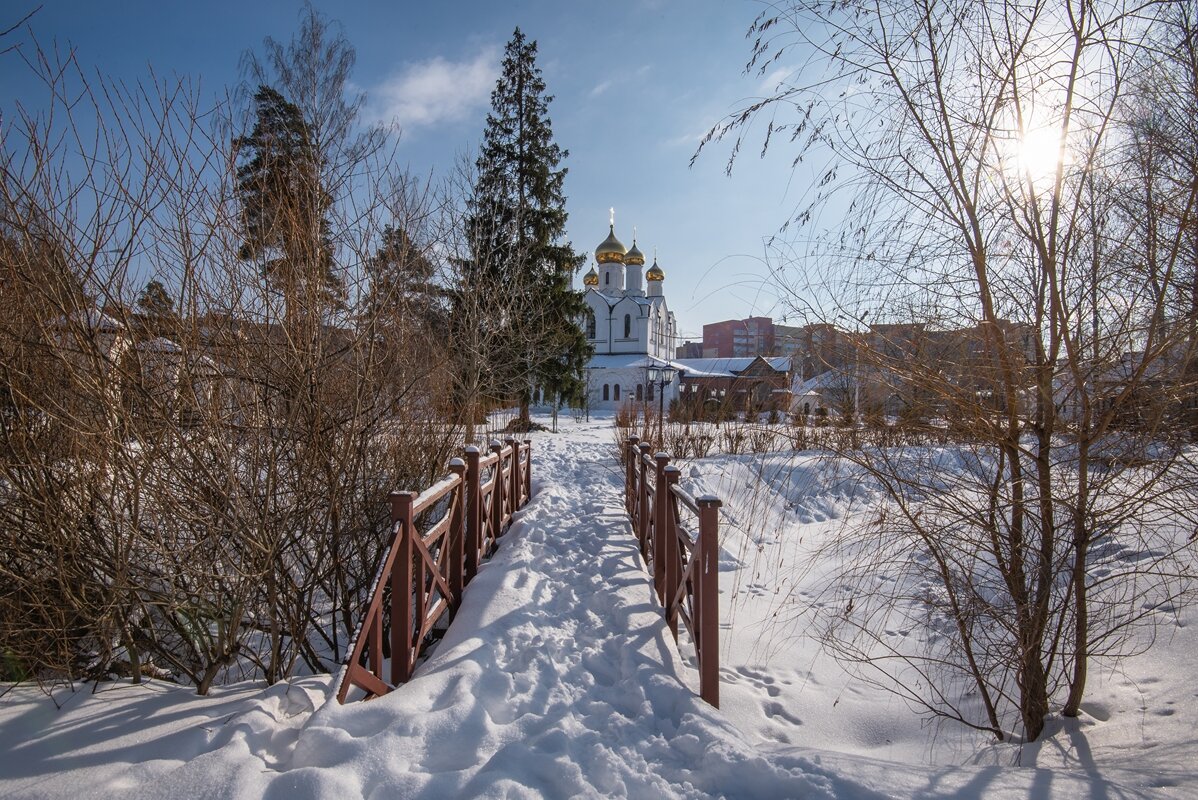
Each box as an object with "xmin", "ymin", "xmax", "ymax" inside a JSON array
[
  {"xmin": 625, "ymin": 437, "xmax": 722, "ymax": 707},
  {"xmin": 336, "ymin": 438, "xmax": 533, "ymax": 704}
]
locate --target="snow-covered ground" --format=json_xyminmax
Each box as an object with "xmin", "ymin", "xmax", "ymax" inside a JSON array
[
  {"xmin": 2, "ymin": 414, "xmax": 1194, "ymax": 798},
  {"xmin": 677, "ymin": 446, "xmax": 1198, "ymax": 797}
]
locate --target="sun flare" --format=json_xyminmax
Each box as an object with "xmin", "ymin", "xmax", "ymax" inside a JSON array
[{"xmin": 1015, "ymin": 125, "xmax": 1068, "ymax": 183}]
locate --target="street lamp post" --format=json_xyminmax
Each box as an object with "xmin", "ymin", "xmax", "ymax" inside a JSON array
[
  {"xmin": 647, "ymin": 365, "xmax": 675, "ymax": 447},
  {"xmin": 849, "ymin": 310, "xmax": 869, "ymax": 426},
  {"xmin": 582, "ymin": 367, "xmax": 593, "ymax": 423}
]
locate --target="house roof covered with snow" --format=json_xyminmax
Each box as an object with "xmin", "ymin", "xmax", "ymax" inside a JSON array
[
  {"xmin": 136, "ymin": 336, "xmax": 184, "ymax": 354},
  {"xmin": 792, "ymin": 368, "xmax": 856, "ymax": 395},
  {"xmin": 52, "ymin": 308, "xmax": 125, "ymax": 333},
  {"xmin": 674, "ymin": 356, "xmax": 792, "ymax": 379}
]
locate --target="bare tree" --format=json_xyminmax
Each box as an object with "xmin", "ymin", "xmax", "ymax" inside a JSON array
[
  {"xmin": 701, "ymin": 0, "xmax": 1198, "ymax": 740},
  {"xmin": 0, "ymin": 17, "xmax": 456, "ymax": 692}
]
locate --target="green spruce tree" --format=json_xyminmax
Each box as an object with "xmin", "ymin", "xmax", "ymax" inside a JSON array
[
  {"xmin": 136, "ymin": 279, "xmax": 175, "ymax": 320},
  {"xmin": 234, "ymin": 85, "xmax": 342, "ymax": 318},
  {"xmin": 365, "ymin": 225, "xmax": 438, "ymax": 318},
  {"xmin": 465, "ymin": 27, "xmax": 590, "ymax": 429}
]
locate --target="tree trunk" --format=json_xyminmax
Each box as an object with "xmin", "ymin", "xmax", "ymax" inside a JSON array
[
  {"xmin": 1063, "ymin": 455, "xmax": 1092, "ymax": 717},
  {"xmin": 1019, "ymin": 641, "xmax": 1051, "ymax": 740}
]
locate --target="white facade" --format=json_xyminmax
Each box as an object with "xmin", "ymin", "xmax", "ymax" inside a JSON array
[{"xmin": 578, "ymin": 221, "xmax": 681, "ymax": 411}]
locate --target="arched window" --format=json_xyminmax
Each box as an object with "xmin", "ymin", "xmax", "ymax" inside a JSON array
[
  {"xmin": 614, "ymin": 384, "xmax": 621, "ymax": 401},
  {"xmin": 647, "ymin": 382, "xmax": 655, "ymax": 402},
  {"xmin": 623, "ymin": 313, "xmax": 631, "ymax": 338},
  {"xmin": 603, "ymin": 384, "xmax": 610, "ymax": 401},
  {"xmin": 636, "ymin": 384, "xmax": 643, "ymax": 402},
  {"xmin": 605, "ymin": 272, "xmax": 610, "ymax": 286},
  {"xmin": 585, "ymin": 309, "xmax": 596, "ymax": 339}
]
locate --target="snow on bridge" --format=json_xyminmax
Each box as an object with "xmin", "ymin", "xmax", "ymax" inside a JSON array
[
  {"xmin": 0, "ymin": 419, "xmax": 864, "ymax": 799},
  {"xmin": 3, "ymin": 417, "xmax": 1187, "ymax": 799}
]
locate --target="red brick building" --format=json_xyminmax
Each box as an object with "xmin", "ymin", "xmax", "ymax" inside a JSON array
[{"xmin": 702, "ymin": 316, "xmax": 775, "ymax": 358}]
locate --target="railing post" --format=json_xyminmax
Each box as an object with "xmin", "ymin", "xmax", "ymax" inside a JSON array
[
  {"xmin": 626, "ymin": 435, "xmax": 640, "ymax": 514},
  {"xmin": 653, "ymin": 452, "xmax": 670, "ymax": 604},
  {"xmin": 637, "ymin": 442, "xmax": 652, "ymax": 559},
  {"xmin": 390, "ymin": 491, "xmax": 416, "ymax": 685},
  {"xmin": 368, "ymin": 601, "xmax": 383, "ymax": 685},
  {"xmin": 697, "ymin": 494, "xmax": 722, "ymax": 708},
  {"xmin": 663, "ymin": 465, "xmax": 682, "ymax": 638},
  {"xmin": 490, "ymin": 439, "xmax": 505, "ymax": 543},
  {"xmin": 523, "ymin": 438, "xmax": 533, "ymax": 504},
  {"xmin": 506, "ymin": 436, "xmax": 520, "ymax": 514},
  {"xmin": 464, "ymin": 446, "xmax": 481, "ymax": 583},
  {"xmin": 448, "ymin": 458, "xmax": 466, "ymax": 618}
]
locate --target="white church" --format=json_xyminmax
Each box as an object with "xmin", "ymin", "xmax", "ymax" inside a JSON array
[{"xmin": 578, "ymin": 215, "xmax": 682, "ymax": 410}]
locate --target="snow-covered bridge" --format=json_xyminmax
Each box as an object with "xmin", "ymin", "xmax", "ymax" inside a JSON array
[{"xmin": 2, "ymin": 418, "xmax": 1191, "ymax": 798}]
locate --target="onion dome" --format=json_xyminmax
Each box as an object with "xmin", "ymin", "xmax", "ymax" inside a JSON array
[
  {"xmin": 625, "ymin": 239, "xmax": 645, "ymax": 267},
  {"xmin": 595, "ymin": 225, "xmax": 626, "ymax": 264},
  {"xmin": 646, "ymin": 258, "xmax": 665, "ymax": 282},
  {"xmin": 583, "ymin": 264, "xmax": 599, "ymax": 287}
]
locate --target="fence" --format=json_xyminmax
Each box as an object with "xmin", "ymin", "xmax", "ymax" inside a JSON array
[
  {"xmin": 336, "ymin": 436, "xmax": 533, "ymax": 703},
  {"xmin": 625, "ymin": 436, "xmax": 722, "ymax": 707}
]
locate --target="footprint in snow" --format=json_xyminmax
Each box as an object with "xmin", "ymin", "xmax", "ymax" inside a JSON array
[{"xmin": 763, "ymin": 700, "xmax": 803, "ymax": 726}]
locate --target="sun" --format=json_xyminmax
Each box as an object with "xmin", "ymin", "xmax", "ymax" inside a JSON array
[{"xmin": 1014, "ymin": 125, "xmax": 1069, "ymax": 184}]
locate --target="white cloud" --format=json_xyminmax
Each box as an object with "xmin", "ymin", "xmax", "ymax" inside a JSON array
[
  {"xmin": 367, "ymin": 48, "xmax": 499, "ymax": 130},
  {"xmin": 758, "ymin": 66, "xmax": 794, "ymax": 94},
  {"xmin": 665, "ymin": 129, "xmax": 704, "ymax": 148},
  {"xmin": 589, "ymin": 79, "xmax": 613, "ymax": 98}
]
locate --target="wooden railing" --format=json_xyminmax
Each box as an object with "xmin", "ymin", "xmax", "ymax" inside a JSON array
[
  {"xmin": 625, "ymin": 436, "xmax": 722, "ymax": 707},
  {"xmin": 336, "ymin": 436, "xmax": 532, "ymax": 703}
]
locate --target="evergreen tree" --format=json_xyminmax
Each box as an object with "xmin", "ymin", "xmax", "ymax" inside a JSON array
[
  {"xmin": 364, "ymin": 224, "xmax": 445, "ymax": 335},
  {"xmin": 136, "ymin": 279, "xmax": 175, "ymax": 321},
  {"xmin": 234, "ymin": 85, "xmax": 342, "ymax": 317},
  {"xmin": 465, "ymin": 27, "xmax": 590, "ymax": 427}
]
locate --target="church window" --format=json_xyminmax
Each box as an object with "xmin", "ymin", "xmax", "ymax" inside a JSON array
[
  {"xmin": 603, "ymin": 384, "xmax": 610, "ymax": 401},
  {"xmin": 623, "ymin": 313, "xmax": 631, "ymax": 338},
  {"xmin": 605, "ymin": 272, "xmax": 610, "ymax": 286},
  {"xmin": 636, "ymin": 384, "xmax": 643, "ymax": 402},
  {"xmin": 614, "ymin": 384, "xmax": 621, "ymax": 401},
  {"xmin": 647, "ymin": 382, "xmax": 655, "ymax": 402},
  {"xmin": 585, "ymin": 310, "xmax": 596, "ymax": 339}
]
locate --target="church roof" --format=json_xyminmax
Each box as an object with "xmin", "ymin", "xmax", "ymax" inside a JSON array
[
  {"xmin": 586, "ymin": 354, "xmax": 677, "ymax": 370},
  {"xmin": 625, "ymin": 241, "xmax": 645, "ymax": 266},
  {"xmin": 587, "ymin": 292, "xmax": 667, "ymax": 311},
  {"xmin": 595, "ymin": 225, "xmax": 626, "ymax": 264}
]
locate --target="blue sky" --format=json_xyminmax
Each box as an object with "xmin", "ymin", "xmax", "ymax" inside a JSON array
[{"xmin": 4, "ymin": 1, "xmax": 822, "ymax": 340}]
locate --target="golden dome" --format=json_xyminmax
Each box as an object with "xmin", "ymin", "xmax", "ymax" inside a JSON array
[
  {"xmin": 625, "ymin": 240, "xmax": 645, "ymax": 266},
  {"xmin": 583, "ymin": 265, "xmax": 599, "ymax": 286},
  {"xmin": 595, "ymin": 225, "xmax": 626, "ymax": 264},
  {"xmin": 646, "ymin": 258, "xmax": 664, "ymax": 282}
]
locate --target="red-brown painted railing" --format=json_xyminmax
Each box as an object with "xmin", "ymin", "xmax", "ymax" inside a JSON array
[
  {"xmin": 336, "ymin": 436, "xmax": 533, "ymax": 703},
  {"xmin": 624, "ymin": 436, "xmax": 722, "ymax": 707}
]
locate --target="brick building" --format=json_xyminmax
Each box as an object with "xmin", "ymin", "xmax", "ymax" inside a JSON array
[{"xmin": 701, "ymin": 316, "xmax": 775, "ymax": 358}]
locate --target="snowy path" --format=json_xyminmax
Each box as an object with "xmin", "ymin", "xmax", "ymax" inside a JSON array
[
  {"xmin": 3, "ymin": 416, "xmax": 1190, "ymax": 798},
  {"xmin": 0, "ymin": 420, "xmax": 869, "ymax": 799}
]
